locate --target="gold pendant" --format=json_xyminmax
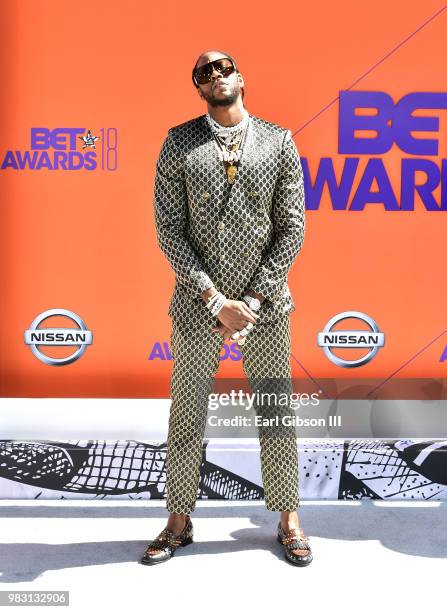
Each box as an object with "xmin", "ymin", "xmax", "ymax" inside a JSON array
[{"xmin": 227, "ymin": 164, "xmax": 237, "ymax": 184}]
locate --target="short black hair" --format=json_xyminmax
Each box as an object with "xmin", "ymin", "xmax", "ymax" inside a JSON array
[{"xmin": 192, "ymin": 51, "xmax": 245, "ymax": 99}]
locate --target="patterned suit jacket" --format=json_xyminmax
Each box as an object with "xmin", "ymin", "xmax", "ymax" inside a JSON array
[{"xmin": 154, "ymin": 112, "xmax": 306, "ymax": 330}]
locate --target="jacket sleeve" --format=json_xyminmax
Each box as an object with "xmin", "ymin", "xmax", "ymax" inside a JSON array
[
  {"xmin": 154, "ymin": 128, "xmax": 215, "ymax": 299},
  {"xmin": 248, "ymin": 129, "xmax": 306, "ymax": 304}
]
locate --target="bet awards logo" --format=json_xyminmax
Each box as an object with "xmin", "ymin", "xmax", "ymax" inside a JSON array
[
  {"xmin": 24, "ymin": 309, "xmax": 93, "ymax": 366},
  {"xmin": 304, "ymin": 90, "xmax": 447, "ymax": 211},
  {"xmin": 1, "ymin": 127, "xmax": 117, "ymax": 171},
  {"xmin": 317, "ymin": 311, "xmax": 384, "ymax": 367}
]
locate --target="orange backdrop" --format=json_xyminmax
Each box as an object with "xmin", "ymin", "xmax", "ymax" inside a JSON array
[{"xmin": 1, "ymin": 0, "xmax": 446, "ymax": 397}]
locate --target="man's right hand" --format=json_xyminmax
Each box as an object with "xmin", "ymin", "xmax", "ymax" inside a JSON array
[{"xmin": 216, "ymin": 300, "xmax": 259, "ymax": 333}]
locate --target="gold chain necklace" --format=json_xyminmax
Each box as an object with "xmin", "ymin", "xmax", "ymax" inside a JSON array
[{"xmin": 212, "ymin": 126, "xmax": 248, "ymax": 184}]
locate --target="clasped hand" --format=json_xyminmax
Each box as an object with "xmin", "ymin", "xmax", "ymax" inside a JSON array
[{"xmin": 212, "ymin": 299, "xmax": 259, "ymax": 344}]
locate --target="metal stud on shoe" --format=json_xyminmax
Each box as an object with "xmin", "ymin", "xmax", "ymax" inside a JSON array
[
  {"xmin": 140, "ymin": 516, "xmax": 194, "ymax": 565},
  {"xmin": 277, "ymin": 522, "xmax": 313, "ymax": 566}
]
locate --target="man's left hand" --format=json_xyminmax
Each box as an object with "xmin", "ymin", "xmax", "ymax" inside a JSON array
[{"xmin": 212, "ymin": 320, "xmax": 237, "ymax": 341}]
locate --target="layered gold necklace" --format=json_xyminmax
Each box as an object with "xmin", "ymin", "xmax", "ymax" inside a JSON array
[{"xmin": 206, "ymin": 110, "xmax": 250, "ymax": 184}]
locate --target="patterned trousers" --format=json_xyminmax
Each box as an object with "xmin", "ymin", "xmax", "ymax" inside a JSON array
[{"xmin": 165, "ymin": 313, "xmax": 300, "ymax": 513}]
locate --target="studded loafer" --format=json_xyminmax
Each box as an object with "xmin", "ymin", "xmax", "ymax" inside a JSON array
[
  {"xmin": 277, "ymin": 522, "xmax": 313, "ymax": 566},
  {"xmin": 141, "ymin": 516, "xmax": 194, "ymax": 565}
]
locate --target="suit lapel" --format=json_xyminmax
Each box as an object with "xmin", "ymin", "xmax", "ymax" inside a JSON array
[{"xmin": 198, "ymin": 115, "xmax": 228, "ymax": 185}]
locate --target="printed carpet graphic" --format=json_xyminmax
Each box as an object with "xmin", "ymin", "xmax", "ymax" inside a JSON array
[{"xmin": 0, "ymin": 439, "xmax": 446, "ymax": 501}]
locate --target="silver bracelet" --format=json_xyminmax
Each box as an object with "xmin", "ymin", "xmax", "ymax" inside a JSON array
[
  {"xmin": 205, "ymin": 292, "xmax": 220, "ymax": 310},
  {"xmin": 211, "ymin": 294, "xmax": 227, "ymax": 316},
  {"xmin": 206, "ymin": 291, "xmax": 223, "ymax": 310},
  {"xmin": 210, "ymin": 293, "xmax": 226, "ymax": 316}
]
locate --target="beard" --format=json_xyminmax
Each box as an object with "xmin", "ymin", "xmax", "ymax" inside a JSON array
[{"xmin": 202, "ymin": 81, "xmax": 240, "ymax": 107}]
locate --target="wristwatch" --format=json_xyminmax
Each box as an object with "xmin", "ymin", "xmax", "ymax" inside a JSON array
[{"xmin": 243, "ymin": 295, "xmax": 261, "ymax": 312}]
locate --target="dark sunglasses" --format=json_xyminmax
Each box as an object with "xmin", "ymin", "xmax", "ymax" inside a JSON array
[{"xmin": 192, "ymin": 57, "xmax": 236, "ymax": 86}]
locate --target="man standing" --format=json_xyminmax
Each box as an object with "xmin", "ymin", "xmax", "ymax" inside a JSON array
[{"xmin": 141, "ymin": 50, "xmax": 312, "ymax": 566}]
